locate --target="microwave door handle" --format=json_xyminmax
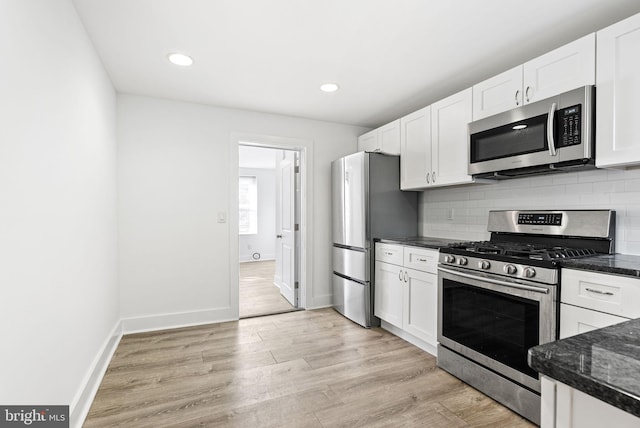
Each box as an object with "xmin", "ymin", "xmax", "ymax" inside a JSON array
[{"xmin": 547, "ymin": 102, "xmax": 557, "ymax": 156}]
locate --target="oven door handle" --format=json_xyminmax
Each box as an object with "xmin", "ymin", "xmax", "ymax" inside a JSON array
[{"xmin": 438, "ymin": 267, "xmax": 550, "ymax": 294}]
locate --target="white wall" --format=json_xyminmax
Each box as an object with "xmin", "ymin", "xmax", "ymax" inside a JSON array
[
  {"xmin": 0, "ymin": 0, "xmax": 118, "ymax": 415},
  {"xmin": 238, "ymin": 167, "xmax": 276, "ymax": 262},
  {"xmin": 419, "ymin": 168, "xmax": 640, "ymax": 255},
  {"xmin": 117, "ymin": 94, "xmax": 365, "ymax": 327}
]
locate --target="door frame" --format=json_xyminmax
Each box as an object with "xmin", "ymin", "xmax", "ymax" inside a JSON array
[{"xmin": 229, "ymin": 133, "xmax": 313, "ymax": 318}]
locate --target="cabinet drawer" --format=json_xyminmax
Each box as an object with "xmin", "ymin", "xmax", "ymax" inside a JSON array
[
  {"xmin": 561, "ymin": 269, "xmax": 640, "ymax": 319},
  {"xmin": 403, "ymin": 246, "xmax": 438, "ymax": 274},
  {"xmin": 560, "ymin": 303, "xmax": 629, "ymax": 339},
  {"xmin": 375, "ymin": 243, "xmax": 404, "ymax": 265}
]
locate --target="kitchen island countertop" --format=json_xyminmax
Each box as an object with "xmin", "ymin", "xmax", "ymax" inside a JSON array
[{"xmin": 528, "ymin": 317, "xmax": 640, "ymax": 418}]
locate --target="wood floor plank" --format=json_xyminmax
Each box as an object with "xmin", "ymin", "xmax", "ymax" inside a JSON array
[
  {"xmin": 84, "ymin": 308, "xmax": 535, "ymax": 427},
  {"xmin": 239, "ymin": 260, "xmax": 296, "ymax": 318}
]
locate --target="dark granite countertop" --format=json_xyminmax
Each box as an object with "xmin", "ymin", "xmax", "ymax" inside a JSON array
[
  {"xmin": 559, "ymin": 254, "xmax": 640, "ymax": 278},
  {"xmin": 529, "ymin": 317, "xmax": 640, "ymax": 418},
  {"xmin": 376, "ymin": 236, "xmax": 461, "ymax": 250}
]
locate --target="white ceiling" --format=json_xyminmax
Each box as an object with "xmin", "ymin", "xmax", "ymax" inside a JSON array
[{"xmin": 72, "ymin": 0, "xmax": 640, "ymax": 128}]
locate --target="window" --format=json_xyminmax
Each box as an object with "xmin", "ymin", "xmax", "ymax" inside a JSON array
[{"xmin": 239, "ymin": 176, "xmax": 258, "ymax": 235}]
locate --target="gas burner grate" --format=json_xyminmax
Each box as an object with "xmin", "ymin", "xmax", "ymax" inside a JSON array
[{"xmin": 446, "ymin": 241, "xmax": 598, "ymax": 261}]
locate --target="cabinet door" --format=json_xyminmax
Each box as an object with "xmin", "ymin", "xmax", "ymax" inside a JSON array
[
  {"xmin": 378, "ymin": 120, "xmax": 401, "ymax": 155},
  {"xmin": 523, "ymin": 33, "xmax": 595, "ymax": 104},
  {"xmin": 357, "ymin": 129, "xmax": 379, "ymax": 153},
  {"xmin": 374, "ymin": 261, "xmax": 403, "ymax": 328},
  {"xmin": 472, "ymin": 66, "xmax": 523, "ymax": 120},
  {"xmin": 596, "ymin": 13, "xmax": 640, "ymax": 168},
  {"xmin": 560, "ymin": 303, "xmax": 628, "ymax": 339},
  {"xmin": 431, "ymin": 88, "xmax": 474, "ymax": 187},
  {"xmin": 402, "ymin": 267, "xmax": 437, "ymax": 346},
  {"xmin": 400, "ymin": 105, "xmax": 431, "ymax": 190},
  {"xmin": 545, "ymin": 377, "xmax": 640, "ymax": 428}
]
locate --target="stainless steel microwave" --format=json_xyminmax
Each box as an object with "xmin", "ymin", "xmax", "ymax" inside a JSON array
[{"xmin": 468, "ymin": 85, "xmax": 595, "ymax": 178}]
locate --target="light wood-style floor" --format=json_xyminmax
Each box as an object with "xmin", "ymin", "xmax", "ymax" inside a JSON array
[
  {"xmin": 239, "ymin": 260, "xmax": 296, "ymax": 318},
  {"xmin": 84, "ymin": 309, "xmax": 535, "ymax": 427}
]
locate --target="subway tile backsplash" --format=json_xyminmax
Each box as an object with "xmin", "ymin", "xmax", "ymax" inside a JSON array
[{"xmin": 418, "ymin": 167, "xmax": 640, "ymax": 255}]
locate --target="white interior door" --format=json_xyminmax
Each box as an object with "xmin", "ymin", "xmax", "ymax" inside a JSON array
[{"xmin": 276, "ymin": 150, "xmax": 296, "ymax": 306}]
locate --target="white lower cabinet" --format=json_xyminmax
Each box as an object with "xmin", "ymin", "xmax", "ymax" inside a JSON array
[
  {"xmin": 560, "ymin": 268, "xmax": 640, "ymax": 339},
  {"xmin": 402, "ymin": 267, "xmax": 437, "ymax": 345},
  {"xmin": 541, "ymin": 376, "xmax": 640, "ymax": 428},
  {"xmin": 374, "ymin": 243, "xmax": 438, "ymax": 349},
  {"xmin": 374, "ymin": 259, "xmax": 403, "ymax": 328},
  {"xmin": 560, "ymin": 303, "xmax": 628, "ymax": 339},
  {"xmin": 549, "ymin": 268, "xmax": 640, "ymax": 427}
]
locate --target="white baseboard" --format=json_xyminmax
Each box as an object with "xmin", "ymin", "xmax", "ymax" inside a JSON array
[
  {"xmin": 121, "ymin": 307, "xmax": 237, "ymax": 334},
  {"xmin": 380, "ymin": 321, "xmax": 437, "ymax": 357},
  {"xmin": 308, "ymin": 294, "xmax": 332, "ymax": 309},
  {"xmin": 70, "ymin": 320, "xmax": 123, "ymax": 428}
]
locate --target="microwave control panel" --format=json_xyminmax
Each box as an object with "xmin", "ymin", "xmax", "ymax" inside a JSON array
[{"xmin": 558, "ymin": 104, "xmax": 581, "ymax": 147}]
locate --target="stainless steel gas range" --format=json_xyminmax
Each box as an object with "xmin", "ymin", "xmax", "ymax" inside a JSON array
[{"xmin": 436, "ymin": 210, "xmax": 615, "ymax": 425}]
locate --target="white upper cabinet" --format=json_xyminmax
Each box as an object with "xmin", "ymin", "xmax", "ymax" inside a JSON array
[
  {"xmin": 400, "ymin": 105, "xmax": 431, "ymax": 190},
  {"xmin": 473, "ymin": 33, "xmax": 595, "ymax": 120},
  {"xmin": 378, "ymin": 120, "xmax": 401, "ymax": 155},
  {"xmin": 357, "ymin": 129, "xmax": 378, "ymax": 153},
  {"xmin": 524, "ymin": 33, "xmax": 595, "ymax": 102},
  {"xmin": 431, "ymin": 88, "xmax": 475, "ymax": 187},
  {"xmin": 357, "ymin": 119, "xmax": 400, "ymax": 155},
  {"xmin": 596, "ymin": 12, "xmax": 640, "ymax": 168},
  {"xmin": 401, "ymin": 89, "xmax": 475, "ymax": 190},
  {"xmin": 473, "ymin": 66, "xmax": 523, "ymax": 120}
]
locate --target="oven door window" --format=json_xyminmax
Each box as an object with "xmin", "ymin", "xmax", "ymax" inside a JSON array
[
  {"xmin": 442, "ymin": 278, "xmax": 539, "ymax": 379},
  {"xmin": 470, "ymin": 113, "xmax": 549, "ymax": 163}
]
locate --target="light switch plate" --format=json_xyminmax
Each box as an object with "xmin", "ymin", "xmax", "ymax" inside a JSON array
[{"xmin": 217, "ymin": 212, "xmax": 227, "ymax": 223}]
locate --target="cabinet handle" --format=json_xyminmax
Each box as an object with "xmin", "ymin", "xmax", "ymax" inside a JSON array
[
  {"xmin": 385, "ymin": 251, "xmax": 393, "ymax": 256},
  {"xmin": 426, "ymin": 172, "xmax": 430, "ymax": 184},
  {"xmin": 547, "ymin": 102, "xmax": 558, "ymax": 157},
  {"xmin": 585, "ymin": 287, "xmax": 614, "ymax": 296},
  {"xmin": 432, "ymin": 171, "xmax": 436, "ymax": 183},
  {"xmin": 398, "ymin": 270, "xmax": 403, "ymax": 281},
  {"xmin": 416, "ymin": 258, "xmax": 427, "ymax": 262},
  {"xmin": 525, "ymin": 86, "xmax": 532, "ymax": 103},
  {"xmin": 404, "ymin": 271, "xmax": 408, "ymax": 283},
  {"xmin": 515, "ymin": 90, "xmax": 520, "ymax": 106}
]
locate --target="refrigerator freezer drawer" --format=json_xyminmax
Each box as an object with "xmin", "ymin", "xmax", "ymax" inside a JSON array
[
  {"xmin": 333, "ymin": 274, "xmax": 370, "ymax": 327},
  {"xmin": 333, "ymin": 246, "xmax": 368, "ymax": 282}
]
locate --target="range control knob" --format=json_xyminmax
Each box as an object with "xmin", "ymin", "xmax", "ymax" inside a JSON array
[
  {"xmin": 504, "ymin": 264, "xmax": 517, "ymax": 275},
  {"xmin": 478, "ymin": 260, "xmax": 491, "ymax": 270},
  {"xmin": 444, "ymin": 255, "xmax": 456, "ymax": 264},
  {"xmin": 457, "ymin": 257, "xmax": 468, "ymax": 266},
  {"xmin": 523, "ymin": 267, "xmax": 536, "ymax": 278}
]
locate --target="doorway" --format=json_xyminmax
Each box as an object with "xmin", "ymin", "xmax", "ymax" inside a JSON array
[{"xmin": 238, "ymin": 144, "xmax": 302, "ymax": 318}]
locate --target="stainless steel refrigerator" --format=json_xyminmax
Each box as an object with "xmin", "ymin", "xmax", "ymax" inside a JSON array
[{"xmin": 332, "ymin": 152, "xmax": 417, "ymax": 327}]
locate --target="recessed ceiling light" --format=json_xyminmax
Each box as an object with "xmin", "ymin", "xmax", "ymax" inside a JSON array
[
  {"xmin": 167, "ymin": 52, "xmax": 193, "ymax": 67},
  {"xmin": 512, "ymin": 124, "xmax": 527, "ymax": 130},
  {"xmin": 320, "ymin": 83, "xmax": 340, "ymax": 93}
]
